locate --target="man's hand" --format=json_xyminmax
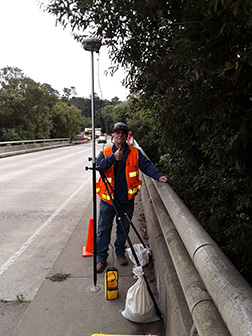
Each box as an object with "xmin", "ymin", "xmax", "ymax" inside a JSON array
[
  {"xmin": 159, "ymin": 176, "xmax": 168, "ymax": 183},
  {"xmin": 115, "ymin": 146, "xmax": 123, "ymax": 161}
]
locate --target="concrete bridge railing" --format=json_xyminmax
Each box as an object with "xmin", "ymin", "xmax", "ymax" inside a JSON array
[{"xmin": 140, "ymin": 160, "xmax": 252, "ymax": 336}]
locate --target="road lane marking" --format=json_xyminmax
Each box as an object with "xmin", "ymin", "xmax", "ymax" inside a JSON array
[{"xmin": 0, "ymin": 176, "xmax": 92, "ymax": 276}]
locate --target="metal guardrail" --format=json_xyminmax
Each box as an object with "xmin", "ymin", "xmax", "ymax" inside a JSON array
[
  {"xmin": 138, "ymin": 147, "xmax": 252, "ymax": 336},
  {"xmin": 0, "ymin": 138, "xmax": 70, "ymax": 146},
  {"xmin": 154, "ymin": 182, "xmax": 252, "ymax": 336},
  {"xmin": 0, "ymin": 138, "xmax": 70, "ymax": 157}
]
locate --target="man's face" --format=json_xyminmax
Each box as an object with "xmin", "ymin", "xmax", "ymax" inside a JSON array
[{"xmin": 113, "ymin": 129, "xmax": 127, "ymax": 148}]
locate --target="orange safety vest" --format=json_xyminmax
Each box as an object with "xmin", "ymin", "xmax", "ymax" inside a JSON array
[{"xmin": 96, "ymin": 145, "xmax": 142, "ymax": 205}]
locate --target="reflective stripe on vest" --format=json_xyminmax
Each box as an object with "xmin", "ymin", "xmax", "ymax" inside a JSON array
[
  {"xmin": 101, "ymin": 193, "xmax": 112, "ymax": 201},
  {"xmin": 129, "ymin": 170, "xmax": 139, "ymax": 178},
  {"xmin": 128, "ymin": 184, "xmax": 141, "ymax": 195}
]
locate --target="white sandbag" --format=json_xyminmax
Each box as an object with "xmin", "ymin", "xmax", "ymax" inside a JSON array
[
  {"xmin": 126, "ymin": 243, "xmax": 152, "ymax": 267},
  {"xmin": 122, "ymin": 266, "xmax": 160, "ymax": 323}
]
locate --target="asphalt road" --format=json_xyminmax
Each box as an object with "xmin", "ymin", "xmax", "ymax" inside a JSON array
[{"xmin": 0, "ymin": 142, "xmax": 107, "ymax": 301}]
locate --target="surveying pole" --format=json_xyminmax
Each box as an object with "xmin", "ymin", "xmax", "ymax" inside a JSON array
[{"xmin": 83, "ymin": 37, "xmax": 102, "ymax": 291}]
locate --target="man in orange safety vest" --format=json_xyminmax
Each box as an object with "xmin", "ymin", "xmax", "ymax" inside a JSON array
[{"xmin": 96, "ymin": 122, "xmax": 168, "ymax": 273}]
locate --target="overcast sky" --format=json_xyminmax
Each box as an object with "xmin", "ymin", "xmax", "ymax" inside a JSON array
[{"xmin": 0, "ymin": 0, "xmax": 130, "ymax": 101}]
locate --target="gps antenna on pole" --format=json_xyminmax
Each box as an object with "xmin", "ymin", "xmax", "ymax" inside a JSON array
[{"xmin": 83, "ymin": 37, "xmax": 102, "ymax": 292}]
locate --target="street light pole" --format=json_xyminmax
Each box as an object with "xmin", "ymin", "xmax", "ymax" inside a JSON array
[{"xmin": 83, "ymin": 37, "xmax": 101, "ymax": 291}]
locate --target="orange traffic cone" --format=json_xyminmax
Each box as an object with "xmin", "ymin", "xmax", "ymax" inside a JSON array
[{"xmin": 82, "ymin": 218, "xmax": 94, "ymax": 257}]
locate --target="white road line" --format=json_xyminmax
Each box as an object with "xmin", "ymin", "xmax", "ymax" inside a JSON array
[{"xmin": 0, "ymin": 177, "xmax": 91, "ymax": 276}]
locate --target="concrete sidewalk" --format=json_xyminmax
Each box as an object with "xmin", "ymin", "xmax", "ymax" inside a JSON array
[{"xmin": 13, "ymin": 196, "xmax": 164, "ymax": 336}]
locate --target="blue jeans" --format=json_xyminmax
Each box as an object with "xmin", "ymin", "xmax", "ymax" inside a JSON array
[{"xmin": 97, "ymin": 199, "xmax": 134, "ymax": 262}]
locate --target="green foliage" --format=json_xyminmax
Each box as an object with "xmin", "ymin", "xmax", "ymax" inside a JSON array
[
  {"xmin": 44, "ymin": 0, "xmax": 252, "ymax": 283},
  {"xmin": 51, "ymin": 101, "xmax": 82, "ymax": 139},
  {"xmin": 0, "ymin": 67, "xmax": 85, "ymax": 141},
  {"xmin": 0, "ymin": 67, "xmax": 57, "ymax": 140},
  {"xmin": 70, "ymin": 96, "xmax": 92, "ymax": 118},
  {"xmin": 81, "ymin": 116, "xmax": 92, "ymax": 130},
  {"xmin": 100, "ymin": 105, "xmax": 117, "ymax": 134},
  {"xmin": 112, "ymin": 96, "xmax": 163, "ymax": 162},
  {"xmin": 153, "ymin": 1, "xmax": 252, "ymax": 283}
]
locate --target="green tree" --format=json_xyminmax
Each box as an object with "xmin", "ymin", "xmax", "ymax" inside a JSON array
[
  {"xmin": 96, "ymin": 97, "xmax": 125, "ymax": 134},
  {"xmin": 80, "ymin": 116, "xmax": 92, "ymax": 130},
  {"xmin": 0, "ymin": 67, "xmax": 57, "ymax": 140},
  {"xmin": 112, "ymin": 96, "xmax": 163, "ymax": 162},
  {"xmin": 51, "ymin": 101, "xmax": 82, "ymax": 139},
  {"xmin": 70, "ymin": 96, "xmax": 91, "ymax": 117},
  {"xmin": 0, "ymin": 66, "xmax": 84, "ymax": 141},
  {"xmin": 100, "ymin": 105, "xmax": 116, "ymax": 134}
]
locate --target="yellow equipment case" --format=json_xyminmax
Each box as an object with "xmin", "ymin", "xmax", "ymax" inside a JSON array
[{"xmin": 104, "ymin": 267, "xmax": 119, "ymax": 300}]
